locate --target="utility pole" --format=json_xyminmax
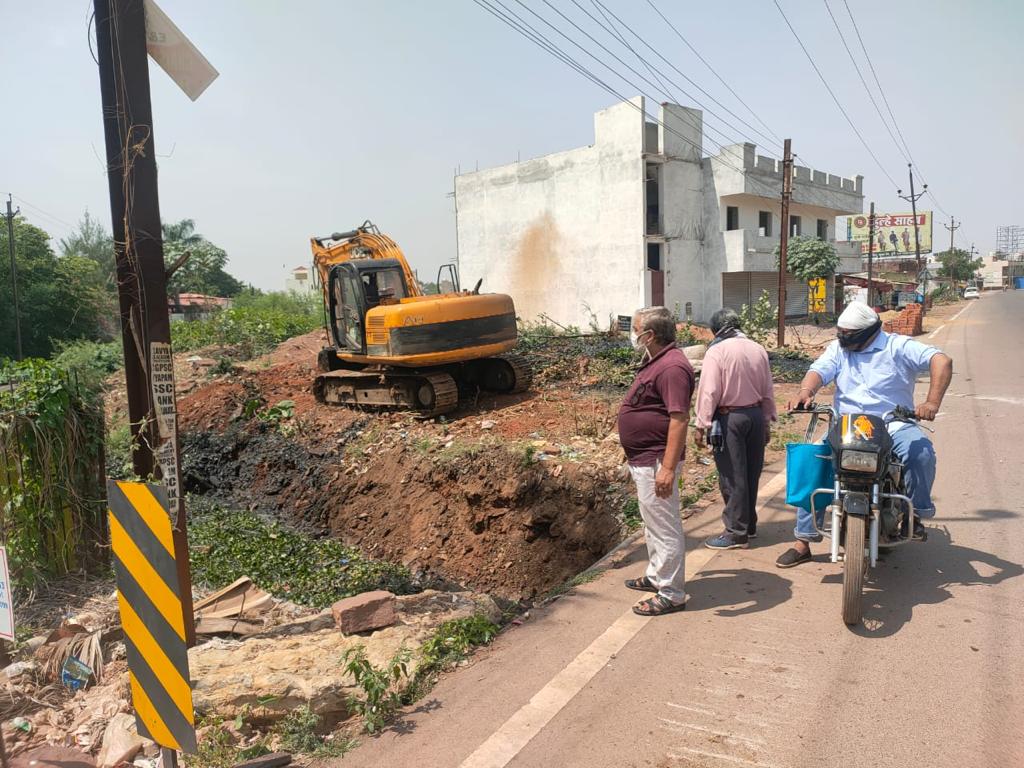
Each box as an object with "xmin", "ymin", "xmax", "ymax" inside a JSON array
[
  {"xmin": 777, "ymin": 138, "xmax": 793, "ymax": 347},
  {"xmin": 944, "ymin": 215, "xmax": 960, "ymax": 255},
  {"xmin": 866, "ymin": 202, "xmax": 876, "ymax": 308},
  {"xmin": 4, "ymin": 196, "xmax": 22, "ymax": 361},
  {"xmin": 898, "ymin": 164, "xmax": 927, "ymax": 315},
  {"xmin": 94, "ymin": 0, "xmax": 195, "ymax": 645}
]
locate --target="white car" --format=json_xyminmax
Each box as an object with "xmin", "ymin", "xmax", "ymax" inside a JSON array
[{"xmin": 963, "ymin": 286, "xmax": 980, "ymax": 299}]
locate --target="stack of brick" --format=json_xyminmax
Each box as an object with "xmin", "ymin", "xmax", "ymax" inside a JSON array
[{"xmin": 882, "ymin": 303, "xmax": 923, "ymax": 336}]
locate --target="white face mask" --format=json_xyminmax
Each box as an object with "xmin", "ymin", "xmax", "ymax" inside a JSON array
[{"xmin": 631, "ymin": 329, "xmax": 652, "ymax": 354}]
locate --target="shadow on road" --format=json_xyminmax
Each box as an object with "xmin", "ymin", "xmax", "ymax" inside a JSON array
[
  {"xmin": 685, "ymin": 568, "xmax": 793, "ymax": 617},
  {"xmin": 839, "ymin": 526, "xmax": 1024, "ymax": 638},
  {"xmin": 933, "ymin": 507, "xmax": 1020, "ymax": 521},
  {"xmin": 389, "ymin": 698, "xmax": 443, "ymax": 736}
]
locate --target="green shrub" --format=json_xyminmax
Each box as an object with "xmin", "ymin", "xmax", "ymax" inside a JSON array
[
  {"xmin": 419, "ymin": 614, "xmax": 499, "ymax": 671},
  {"xmin": 342, "ymin": 645, "xmax": 411, "ymax": 734},
  {"xmin": 51, "ymin": 340, "xmax": 123, "ymax": 390},
  {"xmin": 171, "ymin": 291, "xmax": 322, "ymax": 357},
  {"xmin": 738, "ymin": 290, "xmax": 776, "ymax": 346},
  {"xmin": 187, "ymin": 501, "xmax": 413, "ymax": 608}
]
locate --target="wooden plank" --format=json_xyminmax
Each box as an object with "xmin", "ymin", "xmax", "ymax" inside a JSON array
[{"xmin": 231, "ymin": 752, "xmax": 292, "ymax": 768}]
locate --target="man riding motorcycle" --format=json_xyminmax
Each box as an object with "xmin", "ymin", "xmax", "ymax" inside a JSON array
[{"xmin": 776, "ymin": 301, "xmax": 953, "ymax": 568}]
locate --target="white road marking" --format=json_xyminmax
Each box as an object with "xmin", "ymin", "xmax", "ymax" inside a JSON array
[
  {"xmin": 928, "ymin": 324, "xmax": 946, "ymax": 339},
  {"xmin": 950, "ymin": 303, "xmax": 973, "ymax": 322},
  {"xmin": 457, "ymin": 467, "xmax": 789, "ymax": 768}
]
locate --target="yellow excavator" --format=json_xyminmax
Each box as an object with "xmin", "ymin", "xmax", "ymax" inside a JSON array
[{"xmin": 310, "ymin": 221, "xmax": 530, "ymax": 416}]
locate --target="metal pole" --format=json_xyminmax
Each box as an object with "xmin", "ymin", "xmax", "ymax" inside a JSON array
[
  {"xmin": 867, "ymin": 202, "xmax": 875, "ymax": 308},
  {"xmin": 5, "ymin": 197, "xmax": 22, "ymax": 361},
  {"xmin": 899, "ymin": 164, "xmax": 927, "ymax": 316},
  {"xmin": 777, "ymin": 138, "xmax": 792, "ymax": 347},
  {"xmin": 94, "ymin": 0, "xmax": 195, "ymax": 646}
]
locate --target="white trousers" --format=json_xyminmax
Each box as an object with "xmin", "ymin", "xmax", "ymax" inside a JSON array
[{"xmin": 629, "ymin": 461, "xmax": 687, "ymax": 604}]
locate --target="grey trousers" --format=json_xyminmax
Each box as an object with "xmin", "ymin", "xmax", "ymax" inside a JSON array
[{"xmin": 712, "ymin": 406, "xmax": 766, "ymax": 538}]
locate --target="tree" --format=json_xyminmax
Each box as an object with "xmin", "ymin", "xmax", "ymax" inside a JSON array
[
  {"xmin": 936, "ymin": 248, "xmax": 983, "ymax": 285},
  {"xmin": 162, "ymin": 218, "xmax": 244, "ymax": 297},
  {"xmin": 60, "ymin": 211, "xmax": 115, "ymax": 286},
  {"xmin": 1, "ymin": 218, "xmax": 110, "ymax": 359},
  {"xmin": 775, "ymin": 235, "xmax": 840, "ymax": 281}
]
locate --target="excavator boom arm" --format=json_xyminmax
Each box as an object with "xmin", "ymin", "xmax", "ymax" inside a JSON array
[{"xmin": 310, "ymin": 223, "xmax": 423, "ymax": 302}]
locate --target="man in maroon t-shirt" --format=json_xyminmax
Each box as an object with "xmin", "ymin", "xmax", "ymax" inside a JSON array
[{"xmin": 618, "ymin": 306, "xmax": 694, "ymax": 616}]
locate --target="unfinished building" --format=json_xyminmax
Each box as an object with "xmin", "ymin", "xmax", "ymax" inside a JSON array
[{"xmin": 455, "ymin": 97, "xmax": 864, "ymax": 328}]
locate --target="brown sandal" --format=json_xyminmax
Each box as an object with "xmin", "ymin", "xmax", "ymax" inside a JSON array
[
  {"xmin": 624, "ymin": 576, "xmax": 658, "ymax": 593},
  {"xmin": 632, "ymin": 594, "xmax": 688, "ymax": 616}
]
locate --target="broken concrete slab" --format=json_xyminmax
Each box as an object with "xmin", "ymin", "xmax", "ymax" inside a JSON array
[
  {"xmin": 95, "ymin": 713, "xmax": 144, "ymax": 768},
  {"xmin": 331, "ymin": 590, "xmax": 396, "ymax": 634}
]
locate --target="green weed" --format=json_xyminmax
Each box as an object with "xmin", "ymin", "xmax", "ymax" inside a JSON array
[
  {"xmin": 622, "ymin": 496, "xmax": 643, "ymax": 532},
  {"xmin": 342, "ymin": 645, "xmax": 411, "ymax": 734}
]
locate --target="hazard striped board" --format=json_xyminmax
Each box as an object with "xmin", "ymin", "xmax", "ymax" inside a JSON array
[{"xmin": 107, "ymin": 480, "xmax": 197, "ymax": 753}]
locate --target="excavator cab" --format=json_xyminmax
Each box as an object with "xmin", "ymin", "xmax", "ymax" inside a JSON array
[{"xmin": 327, "ymin": 259, "xmax": 409, "ymax": 353}]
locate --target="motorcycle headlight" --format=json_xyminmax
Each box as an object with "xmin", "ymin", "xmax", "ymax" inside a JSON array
[{"xmin": 840, "ymin": 449, "xmax": 878, "ymax": 473}]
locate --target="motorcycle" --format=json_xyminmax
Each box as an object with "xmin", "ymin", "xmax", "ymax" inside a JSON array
[{"xmin": 791, "ymin": 403, "xmax": 927, "ymax": 625}]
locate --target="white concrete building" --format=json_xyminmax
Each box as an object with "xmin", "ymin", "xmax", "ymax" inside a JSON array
[
  {"xmin": 455, "ymin": 98, "xmax": 864, "ymax": 328},
  {"xmin": 284, "ymin": 265, "xmax": 315, "ymax": 295}
]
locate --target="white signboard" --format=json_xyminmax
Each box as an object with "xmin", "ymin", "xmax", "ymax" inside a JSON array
[
  {"xmin": 0, "ymin": 547, "xmax": 15, "ymax": 641},
  {"xmin": 150, "ymin": 342, "xmax": 181, "ymax": 523},
  {"xmin": 144, "ymin": 0, "xmax": 219, "ymax": 101}
]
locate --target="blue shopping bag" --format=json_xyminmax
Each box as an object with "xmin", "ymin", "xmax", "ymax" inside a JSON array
[{"xmin": 785, "ymin": 442, "xmax": 834, "ymax": 512}]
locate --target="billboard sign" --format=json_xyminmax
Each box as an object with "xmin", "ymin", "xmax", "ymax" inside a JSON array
[{"xmin": 847, "ymin": 212, "xmax": 933, "ymax": 256}]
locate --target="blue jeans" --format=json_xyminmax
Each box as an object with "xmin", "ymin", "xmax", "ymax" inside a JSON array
[{"xmin": 794, "ymin": 425, "xmax": 936, "ymax": 542}]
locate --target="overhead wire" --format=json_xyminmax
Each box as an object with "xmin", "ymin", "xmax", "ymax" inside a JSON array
[
  {"xmin": 772, "ymin": 0, "xmax": 900, "ymax": 190},
  {"xmin": 521, "ymin": 0, "xmax": 775, "ymax": 165},
  {"xmin": 10, "ymin": 195, "xmax": 77, "ymax": 234},
  {"xmin": 579, "ymin": 0, "xmax": 786, "ymax": 158},
  {"xmin": 638, "ymin": 0, "xmax": 786, "ymax": 150},
  {"xmin": 474, "ymin": 0, "xmax": 787, "ymax": 200},
  {"xmin": 837, "ymin": 0, "xmax": 970, "ymax": 249},
  {"xmin": 822, "ymin": 0, "xmax": 909, "ymax": 165}
]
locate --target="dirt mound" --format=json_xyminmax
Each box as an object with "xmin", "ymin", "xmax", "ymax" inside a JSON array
[{"xmin": 181, "ymin": 421, "xmax": 624, "ymax": 600}]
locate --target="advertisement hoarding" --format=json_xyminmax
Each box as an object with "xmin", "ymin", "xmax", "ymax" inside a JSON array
[{"xmin": 847, "ymin": 212, "xmax": 933, "ymax": 256}]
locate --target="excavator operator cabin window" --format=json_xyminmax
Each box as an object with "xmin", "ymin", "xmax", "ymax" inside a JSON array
[{"xmin": 363, "ymin": 269, "xmax": 407, "ymax": 307}]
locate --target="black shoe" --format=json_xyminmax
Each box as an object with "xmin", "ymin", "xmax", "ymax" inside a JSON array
[
  {"xmin": 776, "ymin": 546, "xmax": 813, "ymax": 568},
  {"xmin": 748, "ymin": 529, "xmax": 758, "ymax": 539},
  {"xmin": 901, "ymin": 519, "xmax": 927, "ymax": 541},
  {"xmin": 705, "ymin": 533, "xmax": 749, "ymax": 550}
]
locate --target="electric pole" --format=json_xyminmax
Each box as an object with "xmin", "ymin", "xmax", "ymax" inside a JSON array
[
  {"xmin": 4, "ymin": 196, "xmax": 22, "ymax": 361},
  {"xmin": 944, "ymin": 215, "xmax": 960, "ymax": 255},
  {"xmin": 898, "ymin": 164, "xmax": 927, "ymax": 315},
  {"xmin": 94, "ymin": 0, "xmax": 195, "ymax": 645},
  {"xmin": 777, "ymin": 138, "xmax": 793, "ymax": 347},
  {"xmin": 866, "ymin": 202, "xmax": 876, "ymax": 308}
]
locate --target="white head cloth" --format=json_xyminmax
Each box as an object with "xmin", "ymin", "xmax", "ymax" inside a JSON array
[{"xmin": 837, "ymin": 301, "xmax": 879, "ymax": 330}]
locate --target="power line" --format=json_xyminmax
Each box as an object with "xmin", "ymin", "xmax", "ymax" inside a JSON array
[
  {"xmin": 10, "ymin": 195, "xmax": 77, "ymax": 232},
  {"xmin": 642, "ymin": 0, "xmax": 785, "ymax": 148},
  {"xmin": 474, "ymin": 0, "xmax": 788, "ymax": 200},
  {"xmin": 840, "ymin": 0, "xmax": 916, "ymax": 168},
  {"xmin": 582, "ymin": 0, "xmax": 786, "ymax": 156},
  {"xmin": 772, "ymin": 0, "xmax": 899, "ymax": 190},
  {"xmin": 524, "ymin": 0, "xmax": 776, "ymax": 162},
  {"xmin": 822, "ymin": 0, "xmax": 909, "ymax": 165}
]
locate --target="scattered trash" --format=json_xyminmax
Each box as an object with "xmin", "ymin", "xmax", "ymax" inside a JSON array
[
  {"xmin": 480, "ymin": 420, "xmax": 496, "ymax": 430},
  {"xmin": 3, "ymin": 660, "xmax": 38, "ymax": 678},
  {"xmin": 61, "ymin": 656, "xmax": 93, "ymax": 691},
  {"xmin": 12, "ymin": 716, "xmax": 31, "ymax": 732}
]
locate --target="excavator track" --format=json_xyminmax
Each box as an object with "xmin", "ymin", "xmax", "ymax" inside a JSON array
[
  {"xmin": 314, "ymin": 369, "xmax": 459, "ymax": 417},
  {"xmin": 473, "ymin": 353, "xmax": 532, "ymax": 394}
]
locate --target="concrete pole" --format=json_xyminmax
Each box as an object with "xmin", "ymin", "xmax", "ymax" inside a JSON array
[
  {"xmin": 777, "ymin": 139, "xmax": 792, "ymax": 347},
  {"xmin": 867, "ymin": 202, "xmax": 875, "ymax": 308},
  {"xmin": 5, "ymin": 197, "xmax": 22, "ymax": 361}
]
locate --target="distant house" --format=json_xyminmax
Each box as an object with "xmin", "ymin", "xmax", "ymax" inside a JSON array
[
  {"xmin": 285, "ymin": 265, "xmax": 316, "ymax": 294},
  {"xmin": 168, "ymin": 292, "xmax": 232, "ymax": 322}
]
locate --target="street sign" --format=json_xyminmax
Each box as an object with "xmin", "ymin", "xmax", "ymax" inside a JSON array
[
  {"xmin": 107, "ymin": 480, "xmax": 196, "ymax": 753},
  {"xmin": 144, "ymin": 0, "xmax": 218, "ymax": 101},
  {"xmin": 0, "ymin": 547, "xmax": 14, "ymax": 641}
]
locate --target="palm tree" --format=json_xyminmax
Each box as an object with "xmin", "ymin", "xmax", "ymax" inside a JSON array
[{"xmin": 161, "ymin": 218, "xmax": 204, "ymax": 246}]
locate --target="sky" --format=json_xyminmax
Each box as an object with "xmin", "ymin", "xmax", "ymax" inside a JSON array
[{"xmin": 2, "ymin": 0, "xmax": 1022, "ymax": 290}]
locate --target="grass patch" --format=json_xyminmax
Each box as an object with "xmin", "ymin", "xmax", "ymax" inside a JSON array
[
  {"xmin": 419, "ymin": 614, "xmax": 500, "ymax": 671},
  {"xmin": 680, "ymin": 470, "xmax": 719, "ymax": 508},
  {"xmin": 188, "ymin": 500, "xmax": 414, "ymax": 608},
  {"xmin": 275, "ymin": 705, "xmax": 358, "ymax": 757},
  {"xmin": 622, "ymin": 496, "xmax": 642, "ymax": 532},
  {"xmin": 543, "ymin": 568, "xmax": 603, "ymax": 601}
]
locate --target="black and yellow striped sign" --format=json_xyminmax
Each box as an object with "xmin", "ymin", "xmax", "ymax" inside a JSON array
[{"xmin": 107, "ymin": 480, "xmax": 196, "ymax": 754}]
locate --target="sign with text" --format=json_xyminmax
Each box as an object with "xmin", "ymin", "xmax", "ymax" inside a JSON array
[
  {"xmin": 144, "ymin": 0, "xmax": 218, "ymax": 101},
  {"xmin": 149, "ymin": 342, "xmax": 181, "ymax": 522},
  {"xmin": 0, "ymin": 547, "xmax": 15, "ymax": 641},
  {"xmin": 847, "ymin": 211, "xmax": 933, "ymax": 255}
]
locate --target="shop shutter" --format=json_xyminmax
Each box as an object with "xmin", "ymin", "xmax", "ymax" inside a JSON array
[{"xmin": 722, "ymin": 272, "xmax": 750, "ymax": 312}]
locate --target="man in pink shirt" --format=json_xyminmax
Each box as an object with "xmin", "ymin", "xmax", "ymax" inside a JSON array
[{"xmin": 694, "ymin": 309, "xmax": 777, "ymax": 549}]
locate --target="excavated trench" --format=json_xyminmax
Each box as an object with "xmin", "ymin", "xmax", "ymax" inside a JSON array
[{"xmin": 180, "ymin": 422, "xmax": 626, "ymax": 601}]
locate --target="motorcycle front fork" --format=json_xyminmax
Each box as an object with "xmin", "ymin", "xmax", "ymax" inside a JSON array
[{"xmin": 828, "ymin": 483, "xmax": 881, "ymax": 567}]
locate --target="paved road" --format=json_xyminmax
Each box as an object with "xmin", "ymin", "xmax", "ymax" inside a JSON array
[{"xmin": 340, "ymin": 293, "xmax": 1024, "ymax": 768}]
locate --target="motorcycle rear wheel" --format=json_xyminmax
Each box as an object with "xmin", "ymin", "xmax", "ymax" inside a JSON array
[{"xmin": 842, "ymin": 515, "xmax": 867, "ymax": 625}]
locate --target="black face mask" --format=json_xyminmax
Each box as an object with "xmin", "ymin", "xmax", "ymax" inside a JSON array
[{"xmin": 837, "ymin": 319, "xmax": 882, "ymax": 350}]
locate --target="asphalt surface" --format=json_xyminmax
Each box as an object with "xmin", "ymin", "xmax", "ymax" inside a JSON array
[{"xmin": 339, "ymin": 292, "xmax": 1024, "ymax": 768}]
